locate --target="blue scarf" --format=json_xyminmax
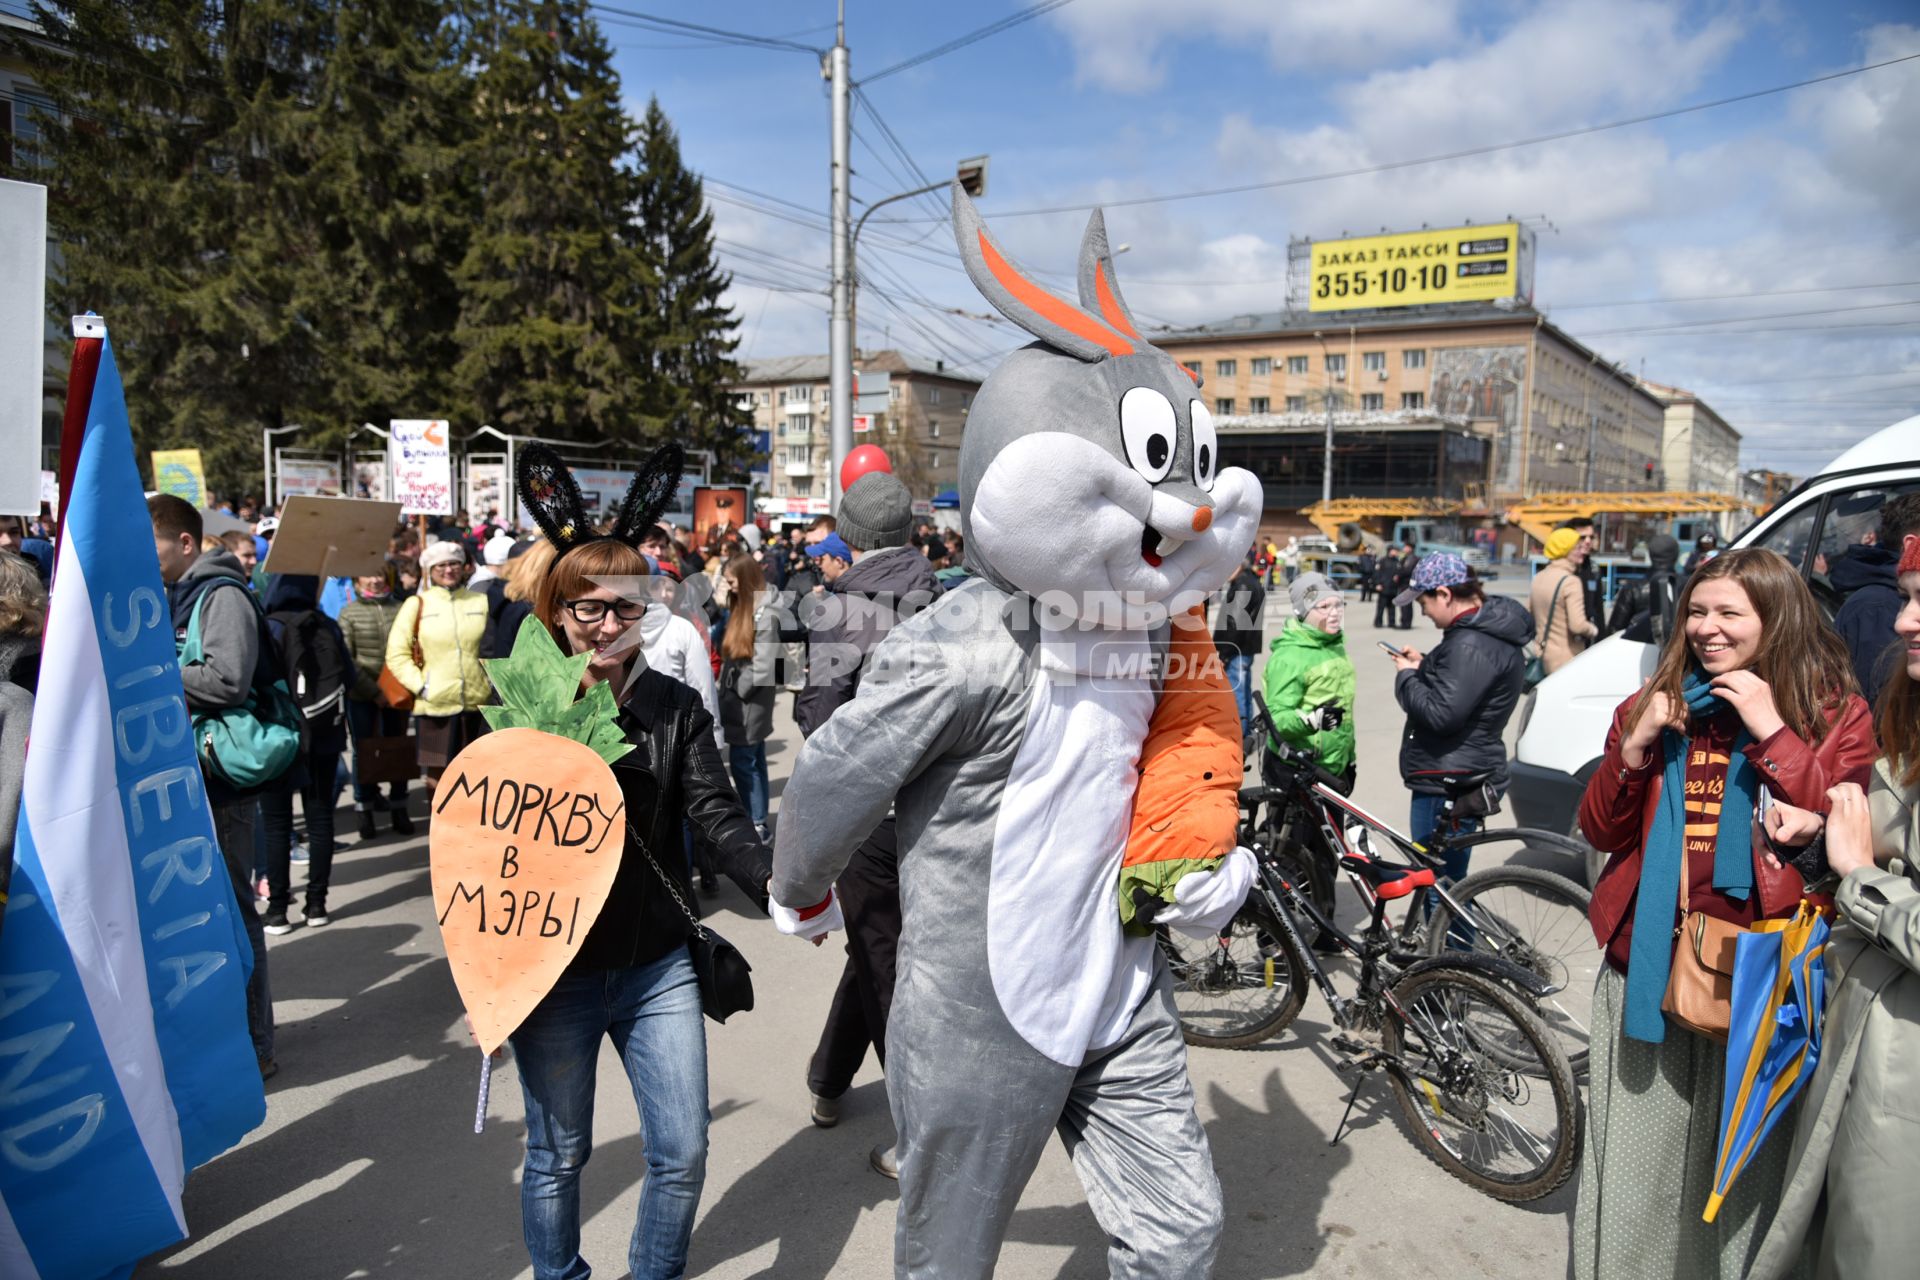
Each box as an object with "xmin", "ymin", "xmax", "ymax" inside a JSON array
[{"xmin": 1621, "ymin": 669, "xmax": 1758, "ymax": 1043}]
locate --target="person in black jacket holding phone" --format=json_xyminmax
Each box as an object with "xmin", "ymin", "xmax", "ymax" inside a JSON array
[
  {"xmin": 1384, "ymin": 552, "xmax": 1533, "ymax": 896},
  {"xmin": 503, "ymin": 447, "xmax": 773, "ymax": 1280}
]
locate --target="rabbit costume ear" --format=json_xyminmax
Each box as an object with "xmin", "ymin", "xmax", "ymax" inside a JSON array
[
  {"xmin": 609, "ymin": 441, "xmax": 685, "ymax": 548},
  {"xmin": 516, "ymin": 443, "xmax": 595, "ymax": 551},
  {"xmin": 1075, "ymin": 208, "xmax": 1145, "ymax": 345},
  {"xmin": 951, "ymin": 183, "xmax": 1135, "ymax": 364}
]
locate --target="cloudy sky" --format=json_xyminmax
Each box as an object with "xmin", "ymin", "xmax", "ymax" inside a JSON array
[{"xmin": 603, "ymin": 0, "xmax": 1920, "ymax": 473}]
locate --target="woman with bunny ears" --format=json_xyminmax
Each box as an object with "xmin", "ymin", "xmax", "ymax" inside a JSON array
[
  {"xmin": 1751, "ymin": 536, "xmax": 1920, "ymax": 1279},
  {"xmin": 503, "ymin": 443, "xmax": 773, "ymax": 1280},
  {"xmin": 771, "ymin": 188, "xmax": 1262, "ymax": 1278}
]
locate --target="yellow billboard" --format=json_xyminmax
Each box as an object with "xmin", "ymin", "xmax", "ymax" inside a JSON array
[{"xmin": 1306, "ymin": 222, "xmax": 1528, "ymax": 313}]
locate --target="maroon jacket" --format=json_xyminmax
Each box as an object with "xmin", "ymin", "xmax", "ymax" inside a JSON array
[{"xmin": 1579, "ymin": 690, "xmax": 1878, "ymax": 964}]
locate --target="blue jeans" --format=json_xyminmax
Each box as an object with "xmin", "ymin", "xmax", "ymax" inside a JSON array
[
  {"xmin": 511, "ymin": 950, "xmax": 710, "ymax": 1280},
  {"xmin": 728, "ymin": 741, "xmax": 769, "ymax": 827},
  {"xmin": 1225, "ymin": 653, "xmax": 1254, "ymax": 737},
  {"xmin": 1410, "ymin": 792, "xmax": 1479, "ymax": 917}
]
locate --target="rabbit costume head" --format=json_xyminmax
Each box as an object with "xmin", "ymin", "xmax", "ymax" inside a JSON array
[{"xmin": 952, "ymin": 186, "xmax": 1263, "ymax": 629}]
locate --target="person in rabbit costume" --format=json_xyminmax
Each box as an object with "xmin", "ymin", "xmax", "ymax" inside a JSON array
[{"xmin": 770, "ymin": 186, "xmax": 1263, "ymax": 1278}]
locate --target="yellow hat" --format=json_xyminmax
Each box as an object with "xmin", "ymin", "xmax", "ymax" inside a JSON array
[{"xmin": 1544, "ymin": 528, "xmax": 1581, "ymax": 560}]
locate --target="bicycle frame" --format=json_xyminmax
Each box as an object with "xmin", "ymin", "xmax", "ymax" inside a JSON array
[
  {"xmin": 1245, "ymin": 837, "xmax": 1554, "ymax": 1005},
  {"xmin": 1246, "ymin": 773, "xmax": 1482, "ymax": 943}
]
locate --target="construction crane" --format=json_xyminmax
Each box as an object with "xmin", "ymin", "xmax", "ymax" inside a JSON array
[
  {"xmin": 1503, "ymin": 492, "xmax": 1753, "ymax": 546},
  {"xmin": 1298, "ymin": 497, "xmax": 1464, "ymax": 543}
]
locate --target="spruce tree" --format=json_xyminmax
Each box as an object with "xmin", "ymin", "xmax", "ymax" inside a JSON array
[
  {"xmin": 631, "ymin": 97, "xmax": 755, "ymax": 478},
  {"xmin": 7, "ymin": 0, "xmax": 340, "ymax": 496},
  {"xmin": 303, "ymin": 0, "xmax": 476, "ymax": 441},
  {"xmin": 452, "ymin": 0, "xmax": 655, "ymax": 445}
]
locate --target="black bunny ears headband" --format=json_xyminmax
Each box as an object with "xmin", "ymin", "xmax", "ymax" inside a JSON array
[{"xmin": 515, "ymin": 440, "xmax": 686, "ymax": 555}]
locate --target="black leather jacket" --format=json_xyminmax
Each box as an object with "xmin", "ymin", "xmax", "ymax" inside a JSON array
[{"xmin": 574, "ymin": 666, "xmax": 772, "ymax": 971}]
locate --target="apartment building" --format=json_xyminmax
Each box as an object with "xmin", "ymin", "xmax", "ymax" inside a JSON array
[
  {"xmin": 1638, "ymin": 378, "xmax": 1743, "ymax": 497},
  {"xmin": 731, "ymin": 349, "xmax": 980, "ymax": 519},
  {"xmin": 1155, "ymin": 303, "xmax": 1667, "ymax": 509}
]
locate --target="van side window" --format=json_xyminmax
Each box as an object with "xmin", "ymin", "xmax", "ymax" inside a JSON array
[
  {"xmin": 1752, "ymin": 505, "xmax": 1817, "ymax": 574},
  {"xmin": 1817, "ymin": 483, "xmax": 1920, "ymax": 570}
]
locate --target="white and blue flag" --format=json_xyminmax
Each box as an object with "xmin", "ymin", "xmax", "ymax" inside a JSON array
[{"xmin": 0, "ymin": 329, "xmax": 266, "ymax": 1278}]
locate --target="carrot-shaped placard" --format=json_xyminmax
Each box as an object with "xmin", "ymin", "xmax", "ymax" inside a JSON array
[{"xmin": 431, "ymin": 616, "xmax": 630, "ymax": 1064}]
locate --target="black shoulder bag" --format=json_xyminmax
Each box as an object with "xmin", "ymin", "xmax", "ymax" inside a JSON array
[{"xmin": 634, "ymin": 825, "xmax": 755, "ymax": 1023}]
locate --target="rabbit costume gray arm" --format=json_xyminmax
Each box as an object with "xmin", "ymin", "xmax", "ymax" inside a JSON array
[{"xmin": 772, "ymin": 188, "xmax": 1261, "ymax": 1279}]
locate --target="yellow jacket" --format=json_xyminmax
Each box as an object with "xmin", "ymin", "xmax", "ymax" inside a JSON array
[{"xmin": 385, "ymin": 586, "xmax": 491, "ymax": 716}]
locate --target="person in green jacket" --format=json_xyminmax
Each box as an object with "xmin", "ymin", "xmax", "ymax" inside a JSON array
[{"xmin": 1261, "ymin": 571, "xmax": 1357, "ymax": 785}]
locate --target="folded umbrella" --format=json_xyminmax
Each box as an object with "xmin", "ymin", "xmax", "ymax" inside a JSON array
[{"xmin": 1704, "ymin": 901, "xmax": 1829, "ymax": 1222}]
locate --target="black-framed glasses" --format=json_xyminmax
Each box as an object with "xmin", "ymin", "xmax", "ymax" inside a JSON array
[{"xmin": 562, "ymin": 598, "xmax": 646, "ymax": 624}]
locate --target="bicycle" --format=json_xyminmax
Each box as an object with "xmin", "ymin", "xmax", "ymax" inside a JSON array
[
  {"xmin": 1238, "ymin": 721, "xmax": 1599, "ymax": 1073},
  {"xmin": 1151, "ymin": 841, "xmax": 1583, "ymax": 1202}
]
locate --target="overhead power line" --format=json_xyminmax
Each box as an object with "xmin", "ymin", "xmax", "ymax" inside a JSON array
[
  {"xmin": 586, "ymin": 4, "xmax": 824, "ymax": 54},
  {"xmin": 858, "ymin": 0, "xmax": 1078, "ymax": 85},
  {"xmin": 1580, "ymin": 299, "xmax": 1920, "ymax": 336},
  {"xmin": 874, "ymin": 51, "xmax": 1920, "ymax": 221}
]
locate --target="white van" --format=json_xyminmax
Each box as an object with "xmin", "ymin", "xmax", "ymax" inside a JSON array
[{"xmin": 1509, "ymin": 414, "xmax": 1920, "ymax": 884}]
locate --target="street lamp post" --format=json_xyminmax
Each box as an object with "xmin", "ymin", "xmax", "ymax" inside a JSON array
[
  {"xmin": 831, "ymin": 156, "xmax": 989, "ymax": 507},
  {"xmin": 1312, "ymin": 332, "xmax": 1343, "ymax": 504},
  {"xmin": 262, "ymin": 424, "xmax": 301, "ymax": 510}
]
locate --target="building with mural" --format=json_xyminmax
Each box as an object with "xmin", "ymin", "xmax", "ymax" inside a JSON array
[{"xmin": 1155, "ymin": 301, "xmax": 1667, "ymax": 515}]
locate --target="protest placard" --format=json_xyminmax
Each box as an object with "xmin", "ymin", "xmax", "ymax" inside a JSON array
[
  {"xmin": 151, "ymin": 448, "xmax": 207, "ymax": 506},
  {"xmin": 429, "ymin": 728, "xmax": 627, "ymax": 1055},
  {"xmin": 261, "ymin": 495, "xmax": 404, "ymax": 579},
  {"xmin": 389, "ymin": 419, "xmax": 452, "ymax": 515}
]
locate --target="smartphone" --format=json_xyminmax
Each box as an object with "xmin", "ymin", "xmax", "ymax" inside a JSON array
[{"xmin": 1377, "ymin": 640, "xmax": 1407, "ymax": 657}]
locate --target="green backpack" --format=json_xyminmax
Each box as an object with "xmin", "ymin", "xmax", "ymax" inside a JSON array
[{"xmin": 179, "ymin": 582, "xmax": 303, "ymax": 792}]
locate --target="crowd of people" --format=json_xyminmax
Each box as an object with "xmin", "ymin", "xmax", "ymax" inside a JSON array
[
  {"xmin": 1211, "ymin": 511, "xmax": 1920, "ymax": 1279},
  {"xmin": 7, "ymin": 465, "xmax": 1920, "ymax": 1278}
]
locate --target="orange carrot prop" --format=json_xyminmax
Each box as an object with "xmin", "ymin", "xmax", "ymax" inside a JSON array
[{"xmin": 1117, "ymin": 604, "xmax": 1244, "ymax": 935}]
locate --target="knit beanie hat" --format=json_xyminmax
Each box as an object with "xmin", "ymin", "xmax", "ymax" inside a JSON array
[
  {"xmin": 1544, "ymin": 528, "xmax": 1581, "ymax": 560},
  {"xmin": 419, "ymin": 540, "xmax": 467, "ymax": 571},
  {"xmin": 1900, "ymin": 532, "xmax": 1920, "ymax": 576},
  {"xmin": 837, "ymin": 473, "xmax": 912, "ymax": 551},
  {"xmin": 1289, "ymin": 572, "xmax": 1336, "ymax": 618}
]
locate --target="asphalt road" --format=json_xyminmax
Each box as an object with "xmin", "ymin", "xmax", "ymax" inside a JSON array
[{"xmin": 141, "ymin": 573, "xmax": 1582, "ymax": 1280}]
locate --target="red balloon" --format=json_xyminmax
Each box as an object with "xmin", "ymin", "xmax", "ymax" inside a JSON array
[{"xmin": 840, "ymin": 444, "xmax": 893, "ymax": 492}]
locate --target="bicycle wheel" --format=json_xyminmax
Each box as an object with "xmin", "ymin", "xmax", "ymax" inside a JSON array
[
  {"xmin": 1159, "ymin": 899, "xmax": 1309, "ymax": 1049},
  {"xmin": 1382, "ymin": 966, "xmax": 1581, "ymax": 1202},
  {"xmin": 1424, "ymin": 863, "xmax": 1597, "ymax": 1074}
]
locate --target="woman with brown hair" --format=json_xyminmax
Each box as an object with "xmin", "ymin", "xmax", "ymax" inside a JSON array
[
  {"xmin": 713, "ymin": 552, "xmax": 777, "ymax": 837},
  {"xmin": 1572, "ymin": 547, "xmax": 1878, "ymax": 1278},
  {"xmin": 500, "ymin": 445, "xmax": 771, "ymax": 1280},
  {"xmin": 1752, "ymin": 537, "xmax": 1920, "ymax": 1278}
]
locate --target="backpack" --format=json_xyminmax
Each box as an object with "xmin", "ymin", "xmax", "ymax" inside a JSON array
[
  {"xmin": 268, "ymin": 605, "xmax": 352, "ymax": 749},
  {"xmin": 179, "ymin": 581, "xmax": 304, "ymax": 793}
]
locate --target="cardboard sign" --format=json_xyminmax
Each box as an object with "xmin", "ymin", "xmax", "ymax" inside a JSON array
[
  {"xmin": 389, "ymin": 418, "xmax": 452, "ymax": 515},
  {"xmin": 260, "ymin": 494, "xmax": 404, "ymax": 578},
  {"xmin": 152, "ymin": 449, "xmax": 207, "ymax": 506},
  {"xmin": 429, "ymin": 728, "xmax": 627, "ymax": 1055}
]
